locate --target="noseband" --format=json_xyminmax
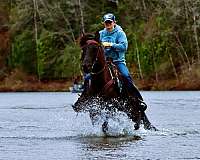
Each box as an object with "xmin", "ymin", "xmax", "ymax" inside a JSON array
[{"xmin": 82, "ymin": 40, "xmax": 106, "ymax": 75}]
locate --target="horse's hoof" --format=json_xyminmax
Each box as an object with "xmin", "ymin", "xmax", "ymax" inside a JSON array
[
  {"xmin": 151, "ymin": 126, "xmax": 159, "ymax": 131},
  {"xmin": 139, "ymin": 101, "xmax": 147, "ymax": 111},
  {"xmin": 72, "ymin": 104, "xmax": 80, "ymax": 112},
  {"xmin": 144, "ymin": 124, "xmax": 158, "ymax": 131},
  {"xmin": 134, "ymin": 123, "xmax": 140, "ymax": 130},
  {"xmin": 102, "ymin": 121, "xmax": 108, "ymax": 133},
  {"xmin": 149, "ymin": 125, "xmax": 159, "ymax": 131}
]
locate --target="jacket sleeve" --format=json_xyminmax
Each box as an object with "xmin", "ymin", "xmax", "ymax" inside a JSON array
[{"xmin": 112, "ymin": 31, "xmax": 128, "ymax": 52}]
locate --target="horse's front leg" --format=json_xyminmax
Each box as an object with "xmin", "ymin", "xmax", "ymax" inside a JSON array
[
  {"xmin": 132, "ymin": 110, "xmax": 142, "ymax": 130},
  {"xmin": 72, "ymin": 91, "xmax": 89, "ymax": 112},
  {"xmin": 126, "ymin": 97, "xmax": 143, "ymax": 130}
]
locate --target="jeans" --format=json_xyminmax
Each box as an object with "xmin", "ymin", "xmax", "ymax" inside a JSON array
[{"xmin": 114, "ymin": 62, "xmax": 143, "ymax": 100}]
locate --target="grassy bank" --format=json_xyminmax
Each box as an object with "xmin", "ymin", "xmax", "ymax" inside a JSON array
[
  {"xmin": 0, "ymin": 69, "xmax": 72, "ymax": 92},
  {"xmin": 0, "ymin": 66, "xmax": 200, "ymax": 92},
  {"xmin": 1, "ymin": 78, "xmax": 200, "ymax": 92},
  {"xmin": 137, "ymin": 63, "xmax": 200, "ymax": 91}
]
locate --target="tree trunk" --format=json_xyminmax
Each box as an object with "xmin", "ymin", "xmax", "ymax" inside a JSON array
[
  {"xmin": 0, "ymin": 3, "xmax": 10, "ymax": 79},
  {"xmin": 169, "ymin": 53, "xmax": 179, "ymax": 82},
  {"xmin": 174, "ymin": 32, "xmax": 191, "ymax": 70},
  {"xmin": 193, "ymin": 14, "xmax": 200, "ymax": 62},
  {"xmin": 78, "ymin": 0, "xmax": 85, "ymax": 34},
  {"xmin": 134, "ymin": 36, "xmax": 143, "ymax": 79},
  {"xmin": 33, "ymin": 0, "xmax": 40, "ymax": 80}
]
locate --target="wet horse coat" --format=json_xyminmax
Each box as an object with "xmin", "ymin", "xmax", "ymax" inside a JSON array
[{"xmin": 73, "ymin": 33, "xmax": 157, "ymax": 131}]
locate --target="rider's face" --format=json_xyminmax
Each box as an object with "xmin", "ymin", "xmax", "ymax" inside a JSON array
[{"xmin": 104, "ymin": 20, "xmax": 115, "ymax": 32}]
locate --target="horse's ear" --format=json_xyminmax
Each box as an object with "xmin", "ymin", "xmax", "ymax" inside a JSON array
[{"xmin": 94, "ymin": 31, "xmax": 100, "ymax": 43}]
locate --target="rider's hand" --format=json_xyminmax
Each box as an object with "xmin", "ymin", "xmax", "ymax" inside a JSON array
[{"xmin": 102, "ymin": 42, "xmax": 113, "ymax": 47}]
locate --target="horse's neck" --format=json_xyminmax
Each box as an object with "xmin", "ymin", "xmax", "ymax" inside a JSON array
[
  {"xmin": 91, "ymin": 57, "xmax": 111, "ymax": 87},
  {"xmin": 98, "ymin": 52, "xmax": 112, "ymax": 84},
  {"xmin": 91, "ymin": 63, "xmax": 112, "ymax": 88}
]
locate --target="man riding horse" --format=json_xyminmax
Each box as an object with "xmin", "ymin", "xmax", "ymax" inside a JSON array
[
  {"xmin": 100, "ymin": 13, "xmax": 147, "ymax": 111},
  {"xmin": 73, "ymin": 13, "xmax": 157, "ymax": 131}
]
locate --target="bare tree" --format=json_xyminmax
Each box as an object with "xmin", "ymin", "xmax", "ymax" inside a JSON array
[
  {"xmin": 174, "ymin": 32, "xmax": 191, "ymax": 70},
  {"xmin": 169, "ymin": 53, "xmax": 179, "ymax": 82},
  {"xmin": 33, "ymin": 0, "xmax": 40, "ymax": 79},
  {"xmin": 192, "ymin": 11, "xmax": 200, "ymax": 62},
  {"xmin": 77, "ymin": 0, "xmax": 85, "ymax": 34},
  {"xmin": 134, "ymin": 35, "xmax": 143, "ymax": 80}
]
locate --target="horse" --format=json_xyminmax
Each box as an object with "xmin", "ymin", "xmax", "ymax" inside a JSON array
[{"xmin": 72, "ymin": 32, "xmax": 157, "ymax": 133}]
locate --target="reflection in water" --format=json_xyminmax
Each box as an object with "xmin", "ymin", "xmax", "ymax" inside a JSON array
[
  {"xmin": 77, "ymin": 136, "xmax": 142, "ymax": 160},
  {"xmin": 80, "ymin": 135, "xmax": 142, "ymax": 151},
  {"xmin": 0, "ymin": 92, "xmax": 200, "ymax": 160}
]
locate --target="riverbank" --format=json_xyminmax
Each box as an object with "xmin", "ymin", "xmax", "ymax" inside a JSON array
[
  {"xmin": 137, "ymin": 79, "xmax": 200, "ymax": 91},
  {"xmin": 0, "ymin": 68, "xmax": 200, "ymax": 92},
  {"xmin": 0, "ymin": 79, "xmax": 72, "ymax": 92},
  {"xmin": 0, "ymin": 70, "xmax": 72, "ymax": 92},
  {"xmin": 0, "ymin": 77, "xmax": 200, "ymax": 92}
]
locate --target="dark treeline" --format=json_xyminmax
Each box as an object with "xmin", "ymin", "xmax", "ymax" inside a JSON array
[{"xmin": 0, "ymin": 0, "xmax": 200, "ymax": 90}]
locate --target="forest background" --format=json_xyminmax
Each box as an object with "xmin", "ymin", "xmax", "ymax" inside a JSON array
[{"xmin": 0, "ymin": 0, "xmax": 200, "ymax": 91}]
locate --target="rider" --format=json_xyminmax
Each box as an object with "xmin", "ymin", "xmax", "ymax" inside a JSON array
[{"xmin": 99, "ymin": 13, "xmax": 147, "ymax": 110}]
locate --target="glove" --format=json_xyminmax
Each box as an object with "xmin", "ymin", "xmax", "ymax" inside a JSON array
[{"xmin": 102, "ymin": 42, "xmax": 113, "ymax": 47}]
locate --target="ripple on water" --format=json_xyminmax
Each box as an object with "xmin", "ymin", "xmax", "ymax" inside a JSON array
[
  {"xmin": 1, "ymin": 92, "xmax": 200, "ymax": 160},
  {"xmin": 0, "ymin": 105, "xmax": 66, "ymax": 110}
]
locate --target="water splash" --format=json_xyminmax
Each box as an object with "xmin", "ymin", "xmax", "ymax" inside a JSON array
[{"xmin": 72, "ymin": 96, "xmax": 149, "ymax": 137}]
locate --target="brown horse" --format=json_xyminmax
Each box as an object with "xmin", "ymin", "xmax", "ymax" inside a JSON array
[{"xmin": 73, "ymin": 32, "xmax": 157, "ymax": 132}]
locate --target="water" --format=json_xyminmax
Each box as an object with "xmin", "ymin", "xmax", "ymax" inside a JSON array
[{"xmin": 0, "ymin": 91, "xmax": 200, "ymax": 160}]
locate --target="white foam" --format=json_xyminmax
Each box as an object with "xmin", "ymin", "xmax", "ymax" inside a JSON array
[
  {"xmin": 72, "ymin": 110, "xmax": 146, "ymax": 137},
  {"xmin": 72, "ymin": 96, "xmax": 158, "ymax": 137}
]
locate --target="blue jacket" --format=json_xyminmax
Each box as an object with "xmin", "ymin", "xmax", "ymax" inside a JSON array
[{"xmin": 99, "ymin": 24, "xmax": 128, "ymax": 63}]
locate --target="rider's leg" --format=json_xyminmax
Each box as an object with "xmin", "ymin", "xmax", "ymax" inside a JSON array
[
  {"xmin": 83, "ymin": 73, "xmax": 91, "ymax": 92},
  {"xmin": 114, "ymin": 62, "xmax": 143, "ymax": 100}
]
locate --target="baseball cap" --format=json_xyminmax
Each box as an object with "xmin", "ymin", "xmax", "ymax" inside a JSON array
[{"xmin": 102, "ymin": 13, "xmax": 115, "ymax": 22}]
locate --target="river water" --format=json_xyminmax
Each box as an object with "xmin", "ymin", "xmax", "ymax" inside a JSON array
[{"xmin": 0, "ymin": 91, "xmax": 199, "ymax": 160}]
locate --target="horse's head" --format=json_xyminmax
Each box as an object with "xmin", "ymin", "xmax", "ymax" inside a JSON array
[{"xmin": 79, "ymin": 32, "xmax": 103, "ymax": 74}]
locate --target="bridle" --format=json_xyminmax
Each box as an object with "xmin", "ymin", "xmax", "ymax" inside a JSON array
[
  {"xmin": 81, "ymin": 40, "xmax": 106, "ymax": 76},
  {"xmin": 81, "ymin": 39, "xmax": 120, "ymax": 95}
]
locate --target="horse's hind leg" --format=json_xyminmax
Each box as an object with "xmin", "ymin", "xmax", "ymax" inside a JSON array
[
  {"xmin": 127, "ymin": 99, "xmax": 142, "ymax": 130},
  {"xmin": 102, "ymin": 121, "xmax": 108, "ymax": 133},
  {"xmin": 133, "ymin": 111, "xmax": 142, "ymax": 130},
  {"xmin": 142, "ymin": 112, "xmax": 158, "ymax": 131},
  {"xmin": 128, "ymin": 109, "xmax": 142, "ymax": 130}
]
